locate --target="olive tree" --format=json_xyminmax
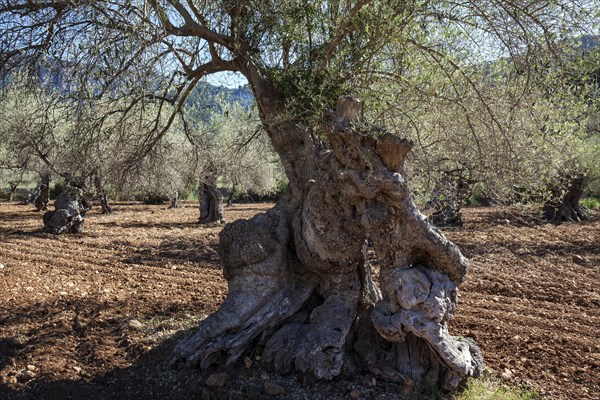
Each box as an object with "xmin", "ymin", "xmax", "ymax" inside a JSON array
[
  {"xmin": 2, "ymin": 0, "xmax": 598, "ymax": 391},
  {"xmin": 184, "ymin": 99, "xmax": 284, "ymax": 221},
  {"xmin": 365, "ymin": 35, "xmax": 600, "ymax": 225}
]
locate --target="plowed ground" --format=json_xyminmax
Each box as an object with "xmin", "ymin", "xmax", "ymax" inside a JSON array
[{"xmin": 0, "ymin": 203, "xmax": 598, "ymax": 399}]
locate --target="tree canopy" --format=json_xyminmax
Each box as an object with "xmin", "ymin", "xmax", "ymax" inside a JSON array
[{"xmin": 3, "ymin": 1, "xmax": 598, "ymax": 130}]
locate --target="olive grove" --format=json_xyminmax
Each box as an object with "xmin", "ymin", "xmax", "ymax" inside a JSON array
[
  {"xmin": 1, "ymin": 0, "xmax": 599, "ymax": 393},
  {"xmin": 364, "ymin": 33, "xmax": 600, "ymax": 225}
]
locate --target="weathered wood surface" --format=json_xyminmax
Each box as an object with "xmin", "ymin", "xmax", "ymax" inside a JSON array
[
  {"xmin": 42, "ymin": 191, "xmax": 90, "ymax": 234},
  {"xmin": 198, "ymin": 179, "xmax": 224, "ymax": 223},
  {"xmin": 544, "ymin": 175, "xmax": 589, "ymax": 222},
  {"xmin": 174, "ymin": 96, "xmax": 482, "ymax": 392}
]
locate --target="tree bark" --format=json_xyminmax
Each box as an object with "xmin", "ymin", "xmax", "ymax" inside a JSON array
[
  {"xmin": 169, "ymin": 190, "xmax": 180, "ymax": 209},
  {"xmin": 173, "ymin": 96, "xmax": 482, "ymax": 392},
  {"xmin": 34, "ymin": 172, "xmax": 51, "ymax": 211},
  {"xmin": 543, "ymin": 175, "xmax": 589, "ymax": 222},
  {"xmin": 198, "ymin": 177, "xmax": 224, "ymax": 223},
  {"xmin": 42, "ymin": 190, "xmax": 90, "ymax": 234},
  {"xmin": 94, "ymin": 174, "xmax": 112, "ymax": 214},
  {"xmin": 7, "ymin": 181, "xmax": 19, "ymax": 202},
  {"xmin": 428, "ymin": 175, "xmax": 473, "ymax": 227}
]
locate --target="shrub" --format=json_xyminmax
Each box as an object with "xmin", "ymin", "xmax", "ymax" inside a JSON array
[
  {"xmin": 581, "ymin": 197, "xmax": 600, "ymax": 209},
  {"xmin": 50, "ymin": 181, "xmax": 67, "ymax": 199}
]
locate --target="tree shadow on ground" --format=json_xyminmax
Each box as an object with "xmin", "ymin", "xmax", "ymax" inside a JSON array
[
  {"xmin": 95, "ymin": 220, "xmax": 201, "ymax": 230},
  {"xmin": 0, "ymin": 208, "xmax": 42, "ymax": 222},
  {"xmin": 0, "ymin": 329, "xmax": 213, "ymax": 400},
  {"xmin": 0, "ymin": 294, "xmax": 216, "ymax": 400},
  {"xmin": 114, "ymin": 238, "xmax": 222, "ymax": 269},
  {"xmin": 0, "ymin": 295, "xmax": 410, "ymax": 400},
  {"xmin": 464, "ymin": 206, "xmax": 598, "ymax": 229},
  {"xmin": 0, "ymin": 208, "xmax": 43, "ymax": 236}
]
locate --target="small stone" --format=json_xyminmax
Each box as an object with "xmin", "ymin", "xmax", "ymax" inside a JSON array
[
  {"xmin": 349, "ymin": 388, "xmax": 362, "ymax": 399},
  {"xmin": 529, "ymin": 344, "xmax": 544, "ymax": 352},
  {"xmin": 205, "ymin": 372, "xmax": 229, "ymax": 387},
  {"xmin": 128, "ymin": 319, "xmax": 143, "ymax": 330},
  {"xmin": 200, "ymin": 387, "xmax": 211, "ymax": 400},
  {"xmin": 501, "ymin": 368, "xmax": 513, "ymax": 379},
  {"xmin": 18, "ymin": 370, "xmax": 35, "ymax": 382},
  {"xmin": 26, "ymin": 365, "xmax": 36, "ymax": 372},
  {"xmin": 572, "ymin": 254, "xmax": 590, "ymax": 264},
  {"xmin": 264, "ymin": 382, "xmax": 285, "ymax": 396},
  {"xmin": 0, "ymin": 263, "xmax": 5, "ymax": 269},
  {"xmin": 73, "ymin": 366, "xmax": 82, "ymax": 374}
]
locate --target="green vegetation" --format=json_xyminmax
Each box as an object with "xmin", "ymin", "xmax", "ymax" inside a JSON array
[
  {"xmin": 454, "ymin": 378, "xmax": 541, "ymax": 400},
  {"xmin": 581, "ymin": 197, "xmax": 600, "ymax": 209}
]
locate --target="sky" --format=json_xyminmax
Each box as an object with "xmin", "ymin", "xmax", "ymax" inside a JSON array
[{"xmin": 206, "ymin": 71, "xmax": 249, "ymax": 88}]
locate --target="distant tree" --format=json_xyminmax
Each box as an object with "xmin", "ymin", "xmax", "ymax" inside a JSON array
[
  {"xmin": 368, "ymin": 38, "xmax": 600, "ymax": 224},
  {"xmin": 184, "ymin": 99, "xmax": 284, "ymax": 222},
  {"xmin": 2, "ymin": 0, "xmax": 598, "ymax": 391}
]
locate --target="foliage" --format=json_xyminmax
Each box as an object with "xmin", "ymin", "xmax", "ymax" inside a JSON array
[
  {"xmin": 581, "ymin": 197, "xmax": 600, "ymax": 209},
  {"xmin": 184, "ymin": 98, "xmax": 285, "ymax": 198},
  {"xmin": 364, "ymin": 38, "xmax": 600, "ymax": 213},
  {"xmin": 1, "ymin": 0, "xmax": 599, "ymax": 212},
  {"xmin": 49, "ymin": 181, "xmax": 67, "ymax": 200},
  {"xmin": 0, "ymin": 76, "xmax": 284, "ymax": 203}
]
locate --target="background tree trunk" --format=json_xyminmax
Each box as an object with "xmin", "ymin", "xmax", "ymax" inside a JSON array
[
  {"xmin": 429, "ymin": 175, "xmax": 473, "ymax": 227},
  {"xmin": 174, "ymin": 97, "xmax": 482, "ymax": 392},
  {"xmin": 94, "ymin": 174, "xmax": 112, "ymax": 214},
  {"xmin": 35, "ymin": 172, "xmax": 51, "ymax": 211},
  {"xmin": 42, "ymin": 190, "xmax": 90, "ymax": 234},
  {"xmin": 543, "ymin": 175, "xmax": 589, "ymax": 222},
  {"xmin": 7, "ymin": 181, "xmax": 19, "ymax": 202},
  {"xmin": 169, "ymin": 190, "xmax": 180, "ymax": 209},
  {"xmin": 198, "ymin": 177, "xmax": 224, "ymax": 223}
]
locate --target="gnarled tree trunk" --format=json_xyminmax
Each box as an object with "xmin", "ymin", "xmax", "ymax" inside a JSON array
[
  {"xmin": 429, "ymin": 175, "xmax": 473, "ymax": 227},
  {"xmin": 169, "ymin": 190, "xmax": 180, "ymax": 209},
  {"xmin": 198, "ymin": 177, "xmax": 224, "ymax": 223},
  {"xmin": 174, "ymin": 96, "xmax": 482, "ymax": 393},
  {"xmin": 34, "ymin": 172, "xmax": 51, "ymax": 211},
  {"xmin": 42, "ymin": 190, "xmax": 90, "ymax": 234},
  {"xmin": 94, "ymin": 174, "xmax": 112, "ymax": 214},
  {"xmin": 7, "ymin": 181, "xmax": 19, "ymax": 202},
  {"xmin": 543, "ymin": 175, "xmax": 589, "ymax": 222}
]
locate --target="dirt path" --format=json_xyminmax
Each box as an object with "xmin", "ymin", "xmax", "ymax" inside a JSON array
[{"xmin": 0, "ymin": 203, "xmax": 598, "ymax": 399}]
